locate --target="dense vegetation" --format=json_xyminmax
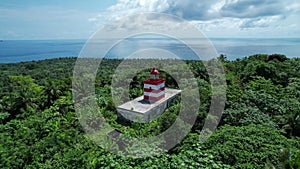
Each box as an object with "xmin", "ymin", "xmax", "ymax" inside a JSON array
[{"xmin": 0, "ymin": 54, "xmax": 300, "ymax": 168}]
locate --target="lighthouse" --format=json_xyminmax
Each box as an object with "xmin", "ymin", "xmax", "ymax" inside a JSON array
[
  {"xmin": 143, "ymin": 67, "xmax": 165, "ymax": 102},
  {"xmin": 116, "ymin": 67, "xmax": 181, "ymax": 123}
]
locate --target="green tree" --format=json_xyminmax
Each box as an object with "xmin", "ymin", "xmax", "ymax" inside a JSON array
[{"xmin": 202, "ymin": 124, "xmax": 300, "ymax": 168}]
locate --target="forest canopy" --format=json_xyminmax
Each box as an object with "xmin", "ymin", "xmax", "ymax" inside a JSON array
[{"xmin": 0, "ymin": 54, "xmax": 300, "ymax": 168}]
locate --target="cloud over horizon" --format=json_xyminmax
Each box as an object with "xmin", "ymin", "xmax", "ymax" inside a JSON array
[
  {"xmin": 90, "ymin": 0, "xmax": 300, "ymax": 38},
  {"xmin": 0, "ymin": 0, "xmax": 299, "ymax": 39}
]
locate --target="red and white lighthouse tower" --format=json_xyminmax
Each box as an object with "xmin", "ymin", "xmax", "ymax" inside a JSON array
[
  {"xmin": 143, "ymin": 67, "xmax": 165, "ymax": 102},
  {"xmin": 116, "ymin": 66, "xmax": 181, "ymax": 122}
]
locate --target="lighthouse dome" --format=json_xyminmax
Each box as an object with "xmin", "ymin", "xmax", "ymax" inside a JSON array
[{"xmin": 150, "ymin": 67, "xmax": 159, "ymax": 75}]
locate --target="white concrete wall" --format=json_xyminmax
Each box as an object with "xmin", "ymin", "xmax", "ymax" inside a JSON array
[
  {"xmin": 117, "ymin": 95, "xmax": 178, "ymax": 123},
  {"xmin": 117, "ymin": 108, "xmax": 145, "ymax": 122}
]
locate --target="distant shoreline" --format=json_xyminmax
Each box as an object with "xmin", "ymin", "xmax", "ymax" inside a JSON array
[
  {"xmin": 0, "ymin": 54, "xmax": 299, "ymax": 65},
  {"xmin": 0, "ymin": 38, "xmax": 299, "ymax": 63}
]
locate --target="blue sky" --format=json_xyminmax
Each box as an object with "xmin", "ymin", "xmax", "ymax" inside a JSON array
[{"xmin": 1, "ymin": 0, "xmax": 300, "ymax": 39}]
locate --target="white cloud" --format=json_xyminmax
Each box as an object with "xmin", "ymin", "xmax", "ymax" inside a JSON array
[
  {"xmin": 285, "ymin": 2, "xmax": 300, "ymax": 13},
  {"xmin": 101, "ymin": 13, "xmax": 190, "ymax": 35},
  {"xmin": 240, "ymin": 15, "xmax": 284, "ymax": 29},
  {"xmin": 220, "ymin": 0, "xmax": 285, "ymax": 18},
  {"xmin": 89, "ymin": 0, "xmax": 300, "ymax": 38}
]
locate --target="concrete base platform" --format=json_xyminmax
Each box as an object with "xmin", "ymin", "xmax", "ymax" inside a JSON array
[{"xmin": 117, "ymin": 88, "xmax": 181, "ymax": 123}]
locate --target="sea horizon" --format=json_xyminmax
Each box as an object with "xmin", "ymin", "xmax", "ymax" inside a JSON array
[{"xmin": 0, "ymin": 37, "xmax": 299, "ymax": 63}]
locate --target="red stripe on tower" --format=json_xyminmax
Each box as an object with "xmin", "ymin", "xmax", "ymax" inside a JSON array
[
  {"xmin": 144, "ymin": 87, "xmax": 165, "ymax": 93},
  {"xmin": 144, "ymin": 94, "xmax": 165, "ymax": 101}
]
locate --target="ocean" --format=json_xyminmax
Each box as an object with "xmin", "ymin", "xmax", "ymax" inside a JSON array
[{"xmin": 0, "ymin": 38, "xmax": 299, "ymax": 63}]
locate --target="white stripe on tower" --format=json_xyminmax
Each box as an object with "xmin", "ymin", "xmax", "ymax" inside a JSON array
[
  {"xmin": 144, "ymin": 83, "xmax": 165, "ymax": 90},
  {"xmin": 144, "ymin": 90, "xmax": 165, "ymax": 97}
]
